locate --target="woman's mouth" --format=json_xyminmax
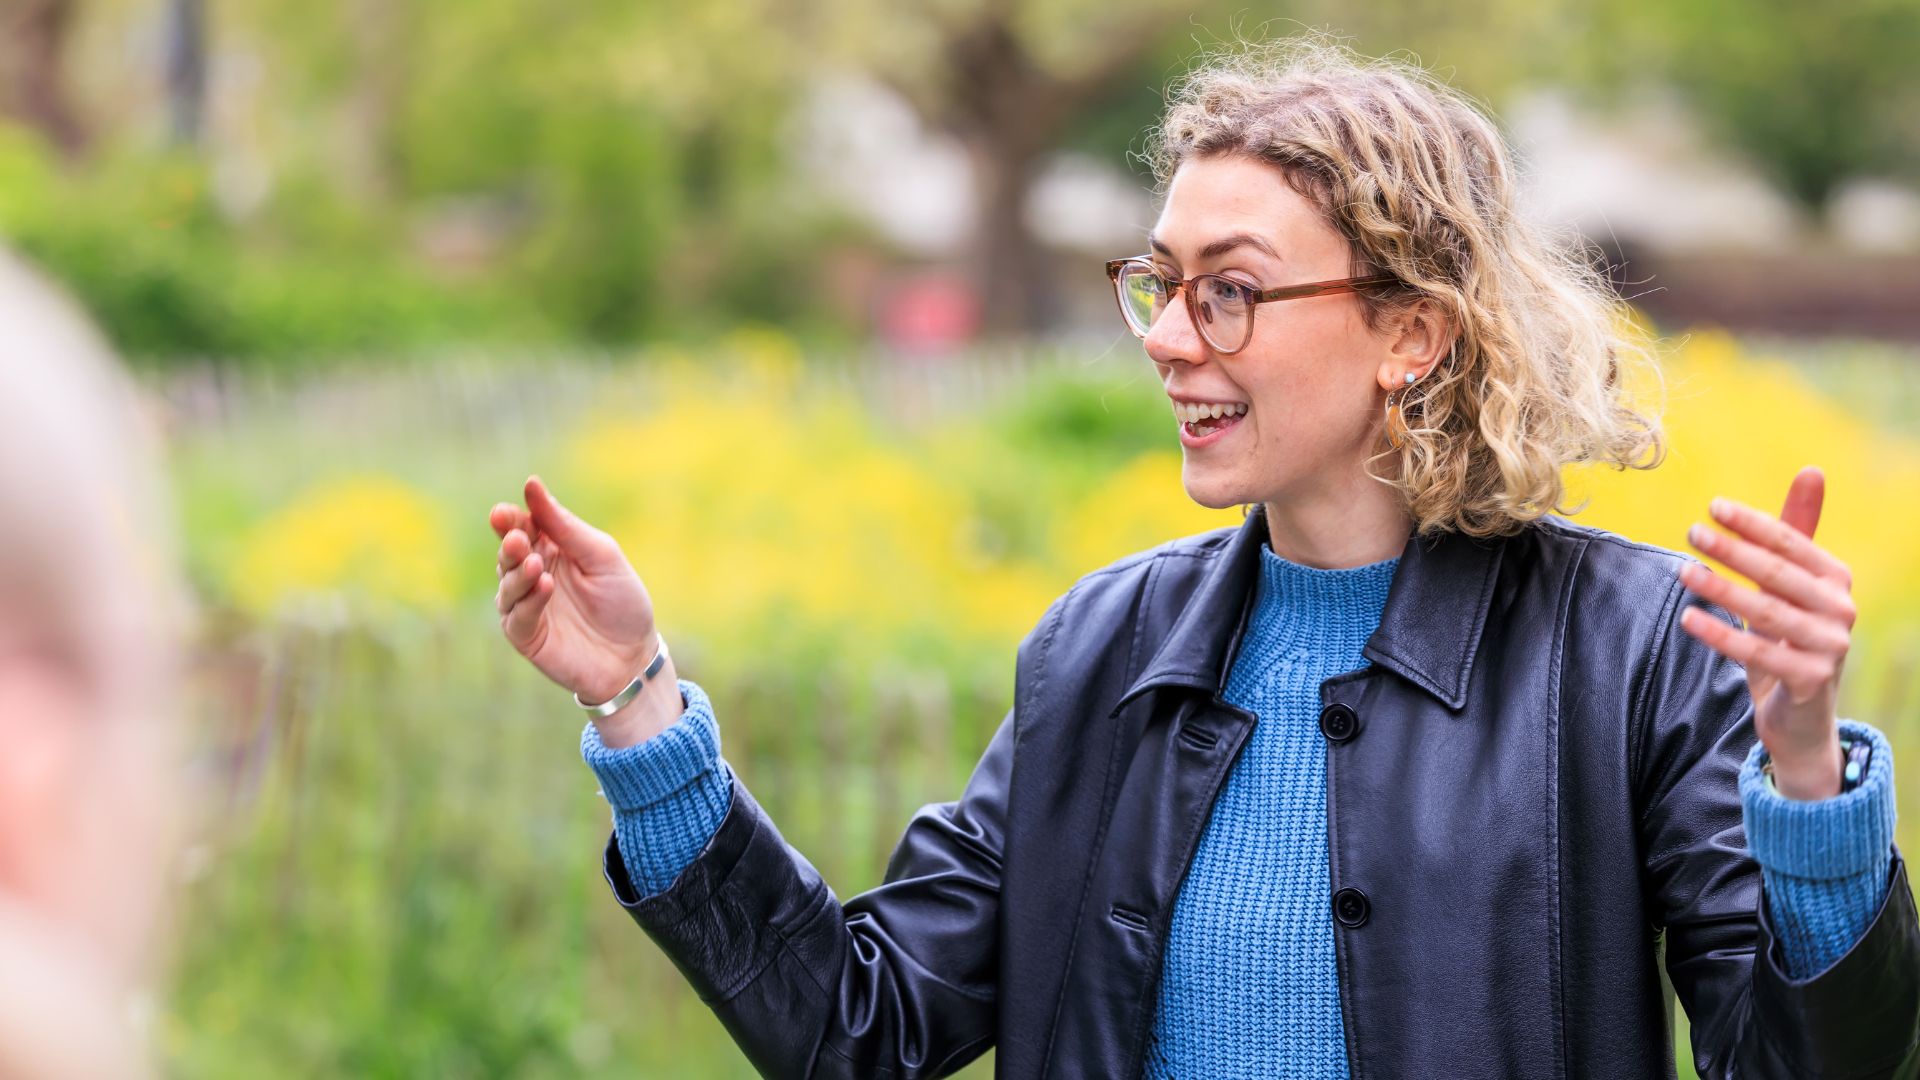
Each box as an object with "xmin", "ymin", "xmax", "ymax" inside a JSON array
[{"xmin": 1174, "ymin": 401, "xmax": 1248, "ymax": 448}]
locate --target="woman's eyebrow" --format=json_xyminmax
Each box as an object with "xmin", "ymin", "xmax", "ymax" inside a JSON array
[{"xmin": 1146, "ymin": 231, "xmax": 1282, "ymax": 261}]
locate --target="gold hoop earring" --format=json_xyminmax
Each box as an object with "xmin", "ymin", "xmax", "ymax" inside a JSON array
[{"xmin": 1384, "ymin": 386, "xmax": 1409, "ymax": 451}]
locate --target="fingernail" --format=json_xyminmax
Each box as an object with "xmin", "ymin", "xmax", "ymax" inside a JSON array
[
  {"xmin": 1709, "ymin": 497, "xmax": 1730, "ymax": 520},
  {"xmin": 1689, "ymin": 523, "xmax": 1712, "ymax": 549}
]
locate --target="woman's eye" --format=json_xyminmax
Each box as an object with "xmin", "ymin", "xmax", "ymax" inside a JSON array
[{"xmin": 1208, "ymin": 278, "xmax": 1253, "ymax": 305}]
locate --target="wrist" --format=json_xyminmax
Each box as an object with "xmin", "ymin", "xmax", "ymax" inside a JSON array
[
  {"xmin": 1766, "ymin": 731, "xmax": 1845, "ymax": 801},
  {"xmin": 575, "ymin": 630, "xmax": 666, "ymax": 704},
  {"xmin": 592, "ymin": 654, "xmax": 683, "ymax": 750}
]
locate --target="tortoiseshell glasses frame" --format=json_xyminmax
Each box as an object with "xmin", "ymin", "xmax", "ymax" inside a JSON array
[{"xmin": 1105, "ymin": 256, "xmax": 1398, "ymax": 355}]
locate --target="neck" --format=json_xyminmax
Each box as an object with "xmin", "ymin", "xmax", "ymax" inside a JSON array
[{"xmin": 1260, "ymin": 481, "xmax": 1412, "ymax": 570}]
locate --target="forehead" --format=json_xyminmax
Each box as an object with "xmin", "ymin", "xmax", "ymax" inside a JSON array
[{"xmin": 1150, "ymin": 154, "xmax": 1346, "ymax": 265}]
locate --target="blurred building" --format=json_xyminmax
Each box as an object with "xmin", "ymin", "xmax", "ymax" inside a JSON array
[
  {"xmin": 1509, "ymin": 90, "xmax": 1920, "ymax": 340},
  {"xmin": 798, "ymin": 76, "xmax": 1920, "ymax": 343}
]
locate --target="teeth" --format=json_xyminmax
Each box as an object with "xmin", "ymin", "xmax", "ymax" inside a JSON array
[{"xmin": 1172, "ymin": 401, "xmax": 1247, "ymax": 423}]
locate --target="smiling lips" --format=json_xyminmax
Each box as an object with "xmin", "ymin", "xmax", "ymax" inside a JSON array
[{"xmin": 1171, "ymin": 399, "xmax": 1248, "ymax": 442}]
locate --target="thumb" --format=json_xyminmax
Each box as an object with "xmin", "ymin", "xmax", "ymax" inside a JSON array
[
  {"xmin": 525, "ymin": 475, "xmax": 620, "ymax": 570},
  {"xmin": 1778, "ymin": 465, "xmax": 1824, "ymax": 540}
]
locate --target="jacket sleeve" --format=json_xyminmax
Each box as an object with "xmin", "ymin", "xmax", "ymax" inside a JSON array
[
  {"xmin": 592, "ymin": 597, "xmax": 1063, "ymax": 1079},
  {"xmin": 597, "ymin": 706, "xmax": 1014, "ymax": 1078},
  {"xmin": 1634, "ymin": 573, "xmax": 1920, "ymax": 1080}
]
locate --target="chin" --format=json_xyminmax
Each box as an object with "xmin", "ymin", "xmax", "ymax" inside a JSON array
[{"xmin": 1180, "ymin": 467, "xmax": 1251, "ymax": 511}]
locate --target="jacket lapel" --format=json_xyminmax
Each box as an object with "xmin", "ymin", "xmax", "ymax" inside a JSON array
[{"xmin": 1110, "ymin": 502, "xmax": 1508, "ymax": 714}]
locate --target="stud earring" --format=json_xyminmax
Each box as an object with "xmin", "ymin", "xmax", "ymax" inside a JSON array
[{"xmin": 1383, "ymin": 340, "xmax": 1455, "ymax": 450}]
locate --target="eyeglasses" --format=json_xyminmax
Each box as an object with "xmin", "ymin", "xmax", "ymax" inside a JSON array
[{"xmin": 1104, "ymin": 256, "xmax": 1398, "ymax": 356}]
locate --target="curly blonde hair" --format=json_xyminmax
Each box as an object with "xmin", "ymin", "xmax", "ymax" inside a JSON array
[{"xmin": 1145, "ymin": 33, "xmax": 1667, "ymax": 539}]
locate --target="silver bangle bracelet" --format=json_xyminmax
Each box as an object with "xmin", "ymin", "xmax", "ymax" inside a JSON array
[{"xmin": 573, "ymin": 633, "xmax": 670, "ymax": 718}]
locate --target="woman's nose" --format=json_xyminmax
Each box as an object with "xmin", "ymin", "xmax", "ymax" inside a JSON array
[{"xmin": 1143, "ymin": 290, "xmax": 1208, "ymax": 367}]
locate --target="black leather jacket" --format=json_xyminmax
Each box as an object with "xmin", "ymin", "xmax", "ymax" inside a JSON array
[{"xmin": 599, "ymin": 502, "xmax": 1920, "ymax": 1079}]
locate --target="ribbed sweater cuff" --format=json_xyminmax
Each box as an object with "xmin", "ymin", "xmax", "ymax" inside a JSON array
[
  {"xmin": 1739, "ymin": 718, "xmax": 1896, "ymax": 880},
  {"xmin": 580, "ymin": 678, "xmax": 722, "ymax": 811},
  {"xmin": 581, "ymin": 677, "xmax": 735, "ymax": 897},
  {"xmin": 609, "ymin": 759, "xmax": 735, "ymax": 897}
]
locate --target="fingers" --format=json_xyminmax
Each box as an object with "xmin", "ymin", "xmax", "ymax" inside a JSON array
[
  {"xmin": 490, "ymin": 501, "xmax": 532, "ymax": 541},
  {"xmin": 502, "ymin": 569, "xmax": 554, "ymax": 646},
  {"xmin": 1678, "ymin": 604, "xmax": 1839, "ymax": 704},
  {"xmin": 524, "ymin": 475, "xmax": 578, "ymax": 542},
  {"xmin": 1676, "ymin": 561, "xmax": 1850, "ymax": 655},
  {"xmin": 496, "ymin": 551, "xmax": 544, "ymax": 615},
  {"xmin": 525, "ymin": 475, "xmax": 618, "ymax": 571},
  {"xmin": 497, "ymin": 528, "xmax": 531, "ymax": 576},
  {"xmin": 496, "ymin": 543, "xmax": 555, "ymax": 650},
  {"xmin": 1687, "ymin": 515, "xmax": 1854, "ymax": 625},
  {"xmin": 492, "ymin": 484, "xmax": 564, "ymax": 651},
  {"xmin": 1706, "ymin": 494, "xmax": 1852, "ymax": 589}
]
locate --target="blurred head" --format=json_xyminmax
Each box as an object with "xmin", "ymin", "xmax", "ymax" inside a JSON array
[
  {"xmin": 1137, "ymin": 35, "xmax": 1664, "ymax": 539},
  {"xmin": 0, "ymin": 248, "xmax": 187, "ymax": 1075}
]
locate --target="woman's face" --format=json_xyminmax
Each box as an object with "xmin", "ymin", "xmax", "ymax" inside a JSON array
[{"xmin": 1142, "ymin": 153, "xmax": 1406, "ymax": 510}]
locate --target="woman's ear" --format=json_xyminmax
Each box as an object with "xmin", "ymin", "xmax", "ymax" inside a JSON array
[{"xmin": 1375, "ymin": 298, "xmax": 1452, "ymax": 392}]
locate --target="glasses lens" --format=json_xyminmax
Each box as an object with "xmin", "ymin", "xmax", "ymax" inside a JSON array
[
  {"xmin": 1116, "ymin": 263, "xmax": 1165, "ymax": 337},
  {"xmin": 1192, "ymin": 275, "xmax": 1253, "ymax": 353}
]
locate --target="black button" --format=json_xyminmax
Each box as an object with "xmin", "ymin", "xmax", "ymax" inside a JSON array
[
  {"xmin": 1333, "ymin": 887, "xmax": 1370, "ymax": 928},
  {"xmin": 1319, "ymin": 702, "xmax": 1359, "ymax": 743}
]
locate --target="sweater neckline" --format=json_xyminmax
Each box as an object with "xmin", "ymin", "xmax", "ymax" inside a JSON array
[{"xmin": 1252, "ymin": 541, "xmax": 1400, "ymax": 619}]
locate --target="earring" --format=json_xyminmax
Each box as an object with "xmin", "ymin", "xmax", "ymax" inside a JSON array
[
  {"xmin": 1384, "ymin": 386, "xmax": 1409, "ymax": 450},
  {"xmin": 1384, "ymin": 340, "xmax": 1455, "ymax": 450}
]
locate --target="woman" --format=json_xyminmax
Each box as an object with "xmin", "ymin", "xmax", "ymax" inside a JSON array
[
  {"xmin": 491, "ymin": 39, "xmax": 1916, "ymax": 1079},
  {"xmin": 0, "ymin": 249, "xmax": 187, "ymax": 1079}
]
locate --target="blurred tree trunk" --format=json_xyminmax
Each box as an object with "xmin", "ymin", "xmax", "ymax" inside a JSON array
[
  {"xmin": 344, "ymin": 0, "xmax": 403, "ymax": 201},
  {"xmin": 943, "ymin": 17, "xmax": 1054, "ymax": 337},
  {"xmin": 876, "ymin": 5, "xmax": 1183, "ymax": 337},
  {"xmin": 165, "ymin": 0, "xmax": 207, "ymax": 146},
  {"xmin": 0, "ymin": 0, "xmax": 87, "ymax": 157},
  {"xmin": 962, "ymin": 131, "xmax": 1046, "ymax": 338}
]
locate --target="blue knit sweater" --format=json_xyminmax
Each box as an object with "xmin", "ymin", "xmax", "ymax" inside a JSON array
[
  {"xmin": 1141, "ymin": 543, "xmax": 1399, "ymax": 1075},
  {"xmin": 581, "ymin": 545, "xmax": 1899, "ymax": 1072}
]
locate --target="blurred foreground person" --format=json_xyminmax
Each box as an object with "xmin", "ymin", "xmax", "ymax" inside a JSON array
[{"xmin": 0, "ymin": 249, "xmax": 186, "ymax": 1079}]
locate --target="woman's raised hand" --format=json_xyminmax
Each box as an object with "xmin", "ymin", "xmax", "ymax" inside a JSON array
[
  {"xmin": 491, "ymin": 476, "xmax": 679, "ymax": 743},
  {"xmin": 1676, "ymin": 465, "xmax": 1857, "ymax": 800}
]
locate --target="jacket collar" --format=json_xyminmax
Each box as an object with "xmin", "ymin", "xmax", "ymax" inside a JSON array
[{"xmin": 1110, "ymin": 502, "xmax": 1508, "ymax": 714}]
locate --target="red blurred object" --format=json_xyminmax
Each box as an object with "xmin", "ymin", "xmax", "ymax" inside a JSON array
[{"xmin": 879, "ymin": 272, "xmax": 980, "ymax": 354}]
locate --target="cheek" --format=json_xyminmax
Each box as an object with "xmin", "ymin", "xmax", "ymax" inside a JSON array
[
  {"xmin": 1240, "ymin": 313, "xmax": 1377, "ymax": 427},
  {"xmin": 0, "ymin": 668, "xmax": 168, "ymax": 956},
  {"xmin": 0, "ymin": 671, "xmax": 89, "ymax": 908},
  {"xmin": 1239, "ymin": 365, "xmax": 1349, "ymax": 434}
]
